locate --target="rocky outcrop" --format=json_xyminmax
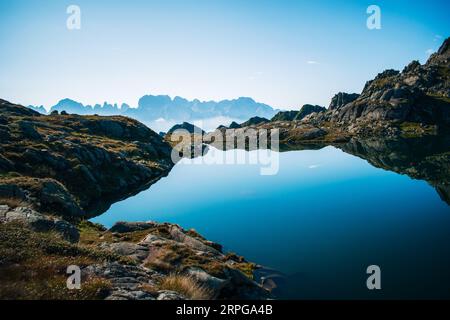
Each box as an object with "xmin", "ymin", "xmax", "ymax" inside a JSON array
[
  {"xmin": 228, "ymin": 121, "xmax": 241, "ymax": 129},
  {"xmin": 167, "ymin": 122, "xmax": 205, "ymax": 134},
  {"xmin": 0, "ymin": 99, "xmax": 174, "ymax": 218},
  {"xmin": 80, "ymin": 221, "xmax": 271, "ymax": 300},
  {"xmin": 245, "ymin": 38, "xmax": 450, "ymax": 142},
  {"xmin": 0, "ymin": 205, "xmax": 79, "ymax": 242},
  {"xmin": 271, "ymin": 110, "xmax": 299, "ymax": 122},
  {"xmin": 0, "ymin": 177, "xmax": 85, "ymax": 218},
  {"xmin": 0, "ymin": 193, "xmax": 270, "ymax": 300},
  {"xmin": 319, "ymin": 37, "xmax": 450, "ymax": 129},
  {"xmin": 240, "ymin": 116, "xmax": 269, "ymax": 127},
  {"xmin": 294, "ymin": 104, "xmax": 326, "ymax": 120},
  {"xmin": 329, "ymin": 92, "xmax": 360, "ymax": 110},
  {"xmin": 270, "ymin": 105, "xmax": 326, "ymax": 123}
]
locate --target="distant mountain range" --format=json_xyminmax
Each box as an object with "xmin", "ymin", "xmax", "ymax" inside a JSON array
[{"xmin": 28, "ymin": 95, "xmax": 278, "ymax": 122}]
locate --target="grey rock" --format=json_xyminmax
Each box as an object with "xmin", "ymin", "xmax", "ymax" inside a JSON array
[
  {"xmin": 106, "ymin": 290, "xmax": 155, "ymax": 300},
  {"xmin": 100, "ymin": 242, "xmax": 149, "ymax": 262},
  {"xmin": 0, "ymin": 204, "xmax": 10, "ymax": 219},
  {"xmin": 17, "ymin": 120, "xmax": 41, "ymax": 140},
  {"xmin": 169, "ymin": 225, "xmax": 221, "ymax": 255},
  {"xmin": 1, "ymin": 206, "xmax": 79, "ymax": 242},
  {"xmin": 140, "ymin": 233, "xmax": 165, "ymax": 245},
  {"xmin": 325, "ymin": 37, "xmax": 450, "ymax": 128},
  {"xmin": 329, "ymin": 92, "xmax": 360, "ymax": 110},
  {"xmin": 0, "ymin": 154, "xmax": 14, "ymax": 171},
  {"xmin": 109, "ymin": 221, "xmax": 157, "ymax": 233},
  {"xmin": 220, "ymin": 268, "xmax": 271, "ymax": 300},
  {"xmin": 0, "ymin": 183, "xmax": 26, "ymax": 200},
  {"xmin": 271, "ymin": 110, "xmax": 299, "ymax": 122},
  {"xmin": 295, "ymin": 104, "xmax": 326, "ymax": 120},
  {"xmin": 157, "ymin": 290, "xmax": 186, "ymax": 300},
  {"xmin": 84, "ymin": 261, "xmax": 156, "ymax": 279},
  {"xmin": 296, "ymin": 127, "xmax": 327, "ymax": 140},
  {"xmin": 186, "ymin": 267, "xmax": 228, "ymax": 298},
  {"xmin": 39, "ymin": 180, "xmax": 84, "ymax": 217}
]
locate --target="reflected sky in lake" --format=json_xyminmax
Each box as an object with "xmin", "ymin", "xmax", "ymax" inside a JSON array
[{"xmin": 92, "ymin": 146, "xmax": 450, "ymax": 299}]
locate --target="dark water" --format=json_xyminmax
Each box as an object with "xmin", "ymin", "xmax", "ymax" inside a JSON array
[{"xmin": 92, "ymin": 140, "xmax": 450, "ymax": 299}]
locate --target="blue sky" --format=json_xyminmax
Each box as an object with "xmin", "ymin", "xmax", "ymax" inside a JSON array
[{"xmin": 0, "ymin": 0, "xmax": 448, "ymax": 110}]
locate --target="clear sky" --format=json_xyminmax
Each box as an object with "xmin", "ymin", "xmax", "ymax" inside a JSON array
[{"xmin": 0, "ymin": 0, "xmax": 448, "ymax": 110}]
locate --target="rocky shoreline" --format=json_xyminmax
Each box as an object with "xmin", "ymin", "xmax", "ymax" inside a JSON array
[
  {"xmin": 0, "ymin": 205, "xmax": 272, "ymax": 300},
  {"xmin": 0, "ymin": 99, "xmax": 274, "ymax": 300},
  {"xmin": 1, "ymin": 37, "xmax": 449, "ymax": 300}
]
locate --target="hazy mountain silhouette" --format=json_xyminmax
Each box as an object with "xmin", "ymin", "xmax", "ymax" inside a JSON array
[{"xmin": 31, "ymin": 95, "xmax": 277, "ymax": 121}]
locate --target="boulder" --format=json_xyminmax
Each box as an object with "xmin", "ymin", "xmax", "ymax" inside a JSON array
[
  {"xmin": 329, "ymin": 92, "xmax": 360, "ymax": 110},
  {"xmin": 157, "ymin": 290, "xmax": 186, "ymax": 300},
  {"xmin": 39, "ymin": 180, "xmax": 84, "ymax": 217},
  {"xmin": 168, "ymin": 225, "xmax": 221, "ymax": 255},
  {"xmin": 186, "ymin": 267, "xmax": 228, "ymax": 298},
  {"xmin": 109, "ymin": 221, "xmax": 157, "ymax": 233},
  {"xmin": 219, "ymin": 268, "xmax": 271, "ymax": 300},
  {"xmin": 100, "ymin": 242, "xmax": 149, "ymax": 262},
  {"xmin": 106, "ymin": 290, "xmax": 155, "ymax": 300},
  {"xmin": 0, "ymin": 206, "xmax": 79, "ymax": 242}
]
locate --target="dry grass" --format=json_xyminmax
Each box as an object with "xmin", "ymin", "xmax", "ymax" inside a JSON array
[
  {"xmin": 137, "ymin": 282, "xmax": 159, "ymax": 296},
  {"xmin": 78, "ymin": 220, "xmax": 154, "ymax": 246},
  {"xmin": 0, "ymin": 197, "xmax": 29, "ymax": 209},
  {"xmin": 144, "ymin": 242, "xmax": 226, "ymax": 277},
  {"xmin": 159, "ymin": 274, "xmax": 213, "ymax": 300},
  {"xmin": 0, "ymin": 222, "xmax": 119, "ymax": 299}
]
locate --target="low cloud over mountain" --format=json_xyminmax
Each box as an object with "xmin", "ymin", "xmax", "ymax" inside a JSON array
[{"xmin": 31, "ymin": 95, "xmax": 278, "ymax": 122}]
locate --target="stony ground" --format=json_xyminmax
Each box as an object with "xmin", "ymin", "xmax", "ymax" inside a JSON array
[{"xmin": 0, "ymin": 205, "xmax": 271, "ymax": 300}]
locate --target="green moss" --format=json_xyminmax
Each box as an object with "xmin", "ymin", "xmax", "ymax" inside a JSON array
[
  {"xmin": 399, "ymin": 122, "xmax": 436, "ymax": 138},
  {"xmin": 78, "ymin": 220, "xmax": 156, "ymax": 247},
  {"xmin": 430, "ymin": 94, "xmax": 450, "ymax": 104},
  {"xmin": 0, "ymin": 171, "xmax": 22, "ymax": 178},
  {"xmin": 224, "ymin": 252, "xmax": 257, "ymax": 279}
]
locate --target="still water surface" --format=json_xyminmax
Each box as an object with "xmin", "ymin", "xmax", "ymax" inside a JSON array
[{"xmin": 92, "ymin": 146, "xmax": 450, "ymax": 299}]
